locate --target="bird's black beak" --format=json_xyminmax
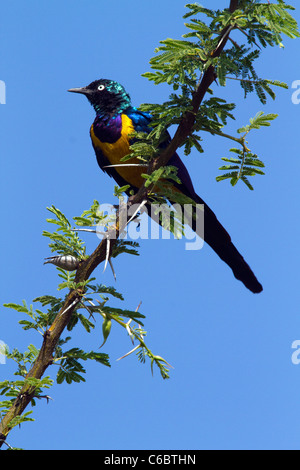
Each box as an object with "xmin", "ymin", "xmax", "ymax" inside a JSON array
[{"xmin": 68, "ymin": 87, "xmax": 92, "ymax": 95}]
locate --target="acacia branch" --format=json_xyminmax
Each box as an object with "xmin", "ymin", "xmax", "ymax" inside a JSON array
[
  {"xmin": 0, "ymin": 0, "xmax": 239, "ymax": 447},
  {"xmin": 136, "ymin": 0, "xmax": 240, "ymax": 200}
]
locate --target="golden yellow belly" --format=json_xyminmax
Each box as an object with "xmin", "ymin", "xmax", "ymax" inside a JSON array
[{"xmin": 90, "ymin": 114, "xmax": 145, "ymax": 188}]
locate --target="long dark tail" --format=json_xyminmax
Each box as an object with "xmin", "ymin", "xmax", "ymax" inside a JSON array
[{"xmin": 190, "ymin": 196, "xmax": 263, "ymax": 293}]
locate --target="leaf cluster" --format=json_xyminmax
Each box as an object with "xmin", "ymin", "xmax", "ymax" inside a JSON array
[
  {"xmin": 217, "ymin": 148, "xmax": 265, "ymax": 190},
  {"xmin": 216, "ymin": 111, "xmax": 277, "ymax": 188},
  {"xmin": 43, "ymin": 206, "xmax": 86, "ymax": 259},
  {"xmin": 1, "ymin": 202, "xmax": 171, "ymax": 433},
  {"xmin": 138, "ymin": 1, "xmax": 298, "ymax": 190}
]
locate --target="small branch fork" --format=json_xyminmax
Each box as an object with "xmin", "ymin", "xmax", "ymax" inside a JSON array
[{"xmin": 0, "ymin": 0, "xmax": 239, "ymax": 448}]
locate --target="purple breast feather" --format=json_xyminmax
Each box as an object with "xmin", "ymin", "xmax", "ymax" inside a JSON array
[{"xmin": 93, "ymin": 114, "xmax": 122, "ymax": 143}]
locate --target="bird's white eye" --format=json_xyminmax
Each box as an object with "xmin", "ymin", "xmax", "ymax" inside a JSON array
[{"xmin": 98, "ymin": 84, "xmax": 105, "ymax": 91}]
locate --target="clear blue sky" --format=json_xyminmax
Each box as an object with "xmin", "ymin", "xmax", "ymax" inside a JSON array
[{"xmin": 1, "ymin": 0, "xmax": 300, "ymax": 450}]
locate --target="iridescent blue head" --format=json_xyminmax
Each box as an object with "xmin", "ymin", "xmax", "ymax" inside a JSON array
[{"xmin": 68, "ymin": 79, "xmax": 132, "ymax": 116}]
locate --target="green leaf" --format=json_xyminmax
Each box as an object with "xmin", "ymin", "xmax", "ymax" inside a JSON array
[{"xmin": 3, "ymin": 302, "xmax": 29, "ymax": 313}]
